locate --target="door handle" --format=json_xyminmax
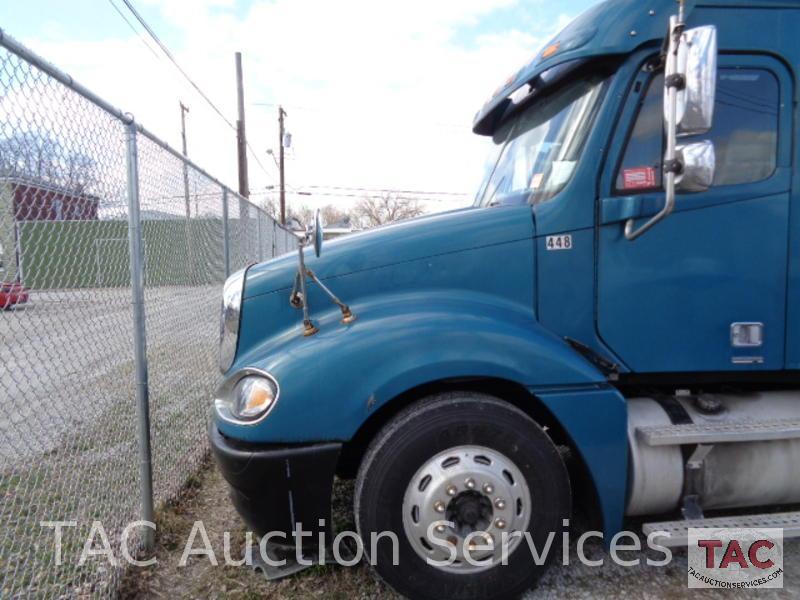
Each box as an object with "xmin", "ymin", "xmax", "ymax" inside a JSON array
[{"xmin": 600, "ymin": 195, "xmax": 665, "ymax": 225}]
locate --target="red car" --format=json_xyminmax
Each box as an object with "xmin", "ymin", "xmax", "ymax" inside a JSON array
[{"xmin": 0, "ymin": 282, "xmax": 29, "ymax": 309}]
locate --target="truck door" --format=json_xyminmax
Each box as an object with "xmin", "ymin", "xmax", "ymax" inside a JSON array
[{"xmin": 597, "ymin": 55, "xmax": 792, "ymax": 373}]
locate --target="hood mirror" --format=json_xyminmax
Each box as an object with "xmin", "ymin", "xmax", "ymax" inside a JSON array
[
  {"xmin": 312, "ymin": 209, "xmax": 323, "ymax": 258},
  {"xmin": 676, "ymin": 140, "xmax": 715, "ymax": 193},
  {"xmin": 289, "ymin": 208, "xmax": 355, "ymax": 336}
]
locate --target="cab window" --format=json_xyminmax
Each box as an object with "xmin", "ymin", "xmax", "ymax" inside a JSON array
[{"xmin": 615, "ymin": 68, "xmax": 779, "ymax": 192}]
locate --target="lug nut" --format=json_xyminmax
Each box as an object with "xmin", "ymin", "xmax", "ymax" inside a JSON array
[
  {"xmin": 494, "ymin": 498, "xmax": 506, "ymax": 510},
  {"xmin": 469, "ymin": 532, "xmax": 493, "ymax": 550},
  {"xmin": 465, "ymin": 478, "xmax": 476, "ymax": 489},
  {"xmin": 435, "ymin": 524, "xmax": 446, "ymax": 534},
  {"xmin": 483, "ymin": 483, "xmax": 494, "ymax": 495},
  {"xmin": 495, "ymin": 518, "xmax": 507, "ymax": 530},
  {"xmin": 434, "ymin": 501, "xmax": 446, "ymax": 513},
  {"xmin": 446, "ymin": 485, "xmax": 458, "ymax": 496}
]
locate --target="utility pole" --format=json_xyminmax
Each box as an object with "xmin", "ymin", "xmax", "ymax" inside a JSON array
[
  {"xmin": 180, "ymin": 101, "xmax": 191, "ymax": 215},
  {"xmin": 278, "ymin": 105, "xmax": 287, "ymax": 224},
  {"xmin": 179, "ymin": 101, "xmax": 195, "ymax": 283},
  {"xmin": 235, "ymin": 52, "xmax": 249, "ymax": 198}
]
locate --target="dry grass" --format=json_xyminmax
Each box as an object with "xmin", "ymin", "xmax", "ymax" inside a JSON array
[
  {"xmin": 120, "ymin": 457, "xmax": 800, "ymax": 600},
  {"xmin": 119, "ymin": 458, "xmax": 396, "ymax": 600}
]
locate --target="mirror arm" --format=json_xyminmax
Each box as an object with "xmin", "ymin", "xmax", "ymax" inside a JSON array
[
  {"xmin": 306, "ymin": 269, "xmax": 356, "ymax": 324},
  {"xmin": 625, "ymin": 13, "xmax": 683, "ymax": 242},
  {"xmin": 296, "ymin": 244, "xmax": 318, "ymax": 336},
  {"xmin": 289, "ymin": 271, "xmax": 303, "ymax": 308},
  {"xmin": 292, "ymin": 208, "xmax": 355, "ymax": 333},
  {"xmin": 623, "ymin": 173, "xmax": 676, "ymax": 241}
]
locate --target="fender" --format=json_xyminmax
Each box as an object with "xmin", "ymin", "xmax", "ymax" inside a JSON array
[
  {"xmin": 533, "ymin": 386, "xmax": 628, "ymax": 538},
  {"xmin": 218, "ymin": 290, "xmax": 628, "ymax": 536}
]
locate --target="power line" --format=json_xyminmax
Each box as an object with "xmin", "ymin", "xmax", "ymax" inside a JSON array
[
  {"xmin": 118, "ymin": 0, "xmax": 236, "ymax": 131},
  {"xmin": 252, "ymin": 101, "xmax": 468, "ymax": 131},
  {"xmin": 277, "ymin": 189, "xmax": 470, "ymax": 202},
  {"xmin": 247, "ymin": 147, "xmax": 276, "ymax": 182},
  {"xmin": 251, "ymin": 184, "xmax": 470, "ymax": 199},
  {"xmin": 111, "ymin": 0, "xmax": 275, "ymax": 184},
  {"xmin": 301, "ymin": 185, "xmax": 470, "ymax": 197},
  {"xmin": 107, "ymin": 0, "xmax": 161, "ymax": 61}
]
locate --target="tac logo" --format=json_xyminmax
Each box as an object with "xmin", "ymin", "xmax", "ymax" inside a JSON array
[{"xmin": 688, "ymin": 527, "xmax": 784, "ymax": 589}]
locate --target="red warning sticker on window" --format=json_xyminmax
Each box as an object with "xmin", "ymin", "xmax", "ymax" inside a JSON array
[{"xmin": 622, "ymin": 167, "xmax": 657, "ymax": 190}]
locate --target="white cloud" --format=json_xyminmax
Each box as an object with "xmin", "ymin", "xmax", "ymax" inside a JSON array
[{"xmin": 20, "ymin": 0, "xmax": 573, "ymax": 214}]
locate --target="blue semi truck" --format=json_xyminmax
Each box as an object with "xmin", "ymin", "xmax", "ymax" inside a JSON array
[{"xmin": 210, "ymin": 0, "xmax": 800, "ymax": 597}]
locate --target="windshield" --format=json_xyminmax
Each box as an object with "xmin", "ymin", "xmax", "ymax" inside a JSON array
[{"xmin": 474, "ymin": 74, "xmax": 606, "ymax": 207}]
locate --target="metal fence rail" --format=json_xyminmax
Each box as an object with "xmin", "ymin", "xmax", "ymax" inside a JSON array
[{"xmin": 0, "ymin": 29, "xmax": 296, "ymax": 597}]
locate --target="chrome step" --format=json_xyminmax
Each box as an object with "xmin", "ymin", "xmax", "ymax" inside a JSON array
[
  {"xmin": 643, "ymin": 511, "xmax": 800, "ymax": 547},
  {"xmin": 637, "ymin": 419, "xmax": 800, "ymax": 446}
]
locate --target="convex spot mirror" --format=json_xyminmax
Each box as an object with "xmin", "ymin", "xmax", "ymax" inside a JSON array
[
  {"xmin": 666, "ymin": 25, "xmax": 718, "ymax": 137},
  {"xmin": 676, "ymin": 140, "xmax": 715, "ymax": 193}
]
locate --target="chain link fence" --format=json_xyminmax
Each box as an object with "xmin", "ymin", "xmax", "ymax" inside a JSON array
[{"xmin": 0, "ymin": 29, "xmax": 296, "ymax": 598}]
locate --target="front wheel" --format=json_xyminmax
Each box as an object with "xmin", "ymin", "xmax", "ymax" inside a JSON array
[{"xmin": 355, "ymin": 392, "xmax": 571, "ymax": 600}]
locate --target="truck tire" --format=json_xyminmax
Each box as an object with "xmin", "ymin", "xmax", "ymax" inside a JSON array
[{"xmin": 354, "ymin": 392, "xmax": 570, "ymax": 600}]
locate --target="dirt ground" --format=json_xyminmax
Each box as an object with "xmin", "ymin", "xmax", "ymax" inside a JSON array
[
  {"xmin": 119, "ymin": 458, "xmax": 395, "ymax": 600},
  {"xmin": 120, "ymin": 457, "xmax": 800, "ymax": 599}
]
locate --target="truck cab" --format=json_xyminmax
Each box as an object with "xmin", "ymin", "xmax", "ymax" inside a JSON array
[{"xmin": 210, "ymin": 1, "xmax": 800, "ymax": 597}]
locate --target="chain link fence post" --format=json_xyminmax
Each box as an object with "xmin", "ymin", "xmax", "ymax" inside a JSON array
[
  {"xmin": 257, "ymin": 210, "xmax": 264, "ymax": 261},
  {"xmin": 222, "ymin": 187, "xmax": 231, "ymax": 277},
  {"xmin": 125, "ymin": 121, "xmax": 155, "ymax": 551},
  {"xmin": 222, "ymin": 188, "xmax": 231, "ymax": 279}
]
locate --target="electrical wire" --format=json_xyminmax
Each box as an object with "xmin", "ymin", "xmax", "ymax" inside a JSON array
[
  {"xmin": 252, "ymin": 101, "xmax": 468, "ymax": 131},
  {"xmin": 272, "ymin": 189, "xmax": 469, "ymax": 202},
  {"xmin": 111, "ymin": 0, "xmax": 276, "ymax": 184},
  {"xmin": 107, "ymin": 0, "xmax": 162, "ymax": 61},
  {"xmin": 118, "ymin": 0, "xmax": 236, "ymax": 131},
  {"xmin": 301, "ymin": 184, "xmax": 469, "ymax": 197},
  {"xmin": 114, "ymin": 0, "xmax": 464, "ymax": 190},
  {"xmin": 246, "ymin": 145, "xmax": 277, "ymax": 182}
]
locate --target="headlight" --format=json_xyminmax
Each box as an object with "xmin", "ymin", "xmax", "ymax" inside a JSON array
[
  {"xmin": 219, "ymin": 268, "xmax": 246, "ymax": 372},
  {"xmin": 214, "ymin": 369, "xmax": 280, "ymax": 425}
]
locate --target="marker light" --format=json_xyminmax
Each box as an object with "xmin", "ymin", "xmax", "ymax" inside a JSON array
[
  {"xmin": 234, "ymin": 376, "xmax": 278, "ymax": 420},
  {"xmin": 214, "ymin": 369, "xmax": 280, "ymax": 425}
]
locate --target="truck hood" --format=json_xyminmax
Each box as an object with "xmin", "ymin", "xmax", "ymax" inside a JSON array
[{"xmin": 244, "ymin": 204, "xmax": 534, "ymax": 299}]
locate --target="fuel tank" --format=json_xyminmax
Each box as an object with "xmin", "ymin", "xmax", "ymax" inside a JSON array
[{"xmin": 626, "ymin": 391, "xmax": 800, "ymax": 516}]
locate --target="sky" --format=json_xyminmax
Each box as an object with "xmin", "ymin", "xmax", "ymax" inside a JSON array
[{"xmin": 0, "ymin": 0, "xmax": 602, "ymax": 215}]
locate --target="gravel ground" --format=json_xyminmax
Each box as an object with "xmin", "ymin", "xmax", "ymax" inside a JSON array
[
  {"xmin": 120, "ymin": 459, "xmax": 800, "ymax": 599},
  {"xmin": 6, "ymin": 288, "xmax": 799, "ymax": 598},
  {"xmin": 0, "ymin": 285, "xmax": 220, "ymax": 597},
  {"xmin": 0, "ymin": 286, "xmax": 219, "ymax": 461}
]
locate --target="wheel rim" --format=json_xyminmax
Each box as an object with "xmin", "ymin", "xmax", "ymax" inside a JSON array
[{"xmin": 401, "ymin": 444, "xmax": 531, "ymax": 573}]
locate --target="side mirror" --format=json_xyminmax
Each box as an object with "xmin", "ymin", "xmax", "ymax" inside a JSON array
[
  {"xmin": 676, "ymin": 140, "xmax": 715, "ymax": 193},
  {"xmin": 670, "ymin": 25, "xmax": 718, "ymax": 136},
  {"xmin": 292, "ymin": 209, "xmax": 324, "ymax": 337},
  {"xmin": 626, "ymin": 11, "xmax": 718, "ymax": 241},
  {"xmin": 312, "ymin": 209, "xmax": 323, "ymax": 258}
]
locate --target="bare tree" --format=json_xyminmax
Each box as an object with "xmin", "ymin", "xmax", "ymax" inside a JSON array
[
  {"xmin": 287, "ymin": 203, "xmax": 354, "ymax": 228},
  {"xmin": 0, "ymin": 131, "xmax": 96, "ymax": 192},
  {"xmin": 352, "ymin": 193, "xmax": 424, "ymax": 228},
  {"xmin": 287, "ymin": 204, "xmax": 314, "ymax": 227},
  {"xmin": 319, "ymin": 204, "xmax": 351, "ymax": 227},
  {"xmin": 260, "ymin": 195, "xmax": 279, "ymax": 220},
  {"xmin": 285, "ymin": 197, "xmax": 423, "ymax": 232}
]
